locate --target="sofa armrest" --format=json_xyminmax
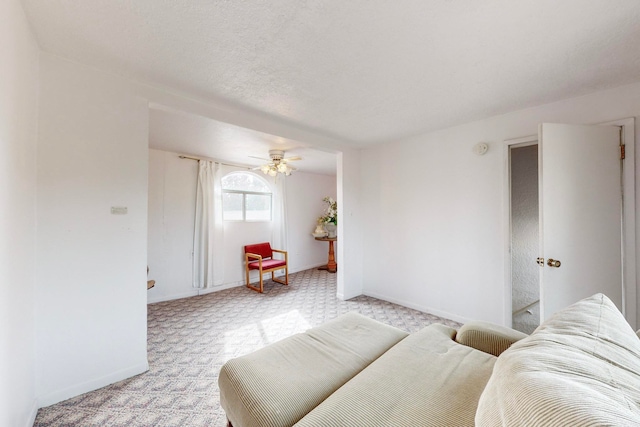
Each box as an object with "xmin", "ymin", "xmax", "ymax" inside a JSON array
[{"xmin": 455, "ymin": 321, "xmax": 528, "ymax": 357}]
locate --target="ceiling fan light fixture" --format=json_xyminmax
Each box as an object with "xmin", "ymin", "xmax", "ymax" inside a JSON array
[{"xmin": 253, "ymin": 150, "xmax": 301, "ymax": 177}]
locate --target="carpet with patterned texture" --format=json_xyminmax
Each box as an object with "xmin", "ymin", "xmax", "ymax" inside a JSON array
[{"xmin": 33, "ymin": 268, "xmax": 460, "ymax": 427}]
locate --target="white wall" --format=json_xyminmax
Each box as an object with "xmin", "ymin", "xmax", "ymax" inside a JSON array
[
  {"xmin": 147, "ymin": 149, "xmax": 337, "ymax": 303},
  {"xmin": 338, "ymin": 149, "xmax": 363, "ymax": 299},
  {"xmin": 36, "ymin": 55, "xmax": 150, "ymax": 406},
  {"xmin": 361, "ymin": 82, "xmax": 640, "ymax": 328},
  {"xmin": 284, "ymin": 170, "xmax": 339, "ymax": 272},
  {"xmin": 24, "ymin": 51, "xmax": 349, "ymax": 408},
  {"xmin": 0, "ymin": 0, "xmax": 40, "ymax": 425},
  {"xmin": 147, "ymin": 150, "xmax": 199, "ymax": 301}
]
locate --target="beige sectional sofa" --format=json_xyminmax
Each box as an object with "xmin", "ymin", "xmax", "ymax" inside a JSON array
[{"xmin": 219, "ymin": 294, "xmax": 640, "ymax": 426}]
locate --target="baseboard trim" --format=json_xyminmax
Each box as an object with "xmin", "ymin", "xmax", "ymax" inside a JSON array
[
  {"xmin": 340, "ymin": 289, "xmax": 363, "ymax": 300},
  {"xmin": 37, "ymin": 361, "xmax": 149, "ymax": 408},
  {"xmin": 26, "ymin": 399, "xmax": 38, "ymax": 427},
  {"xmin": 147, "ymin": 289, "xmax": 200, "ymax": 304},
  {"xmin": 147, "ymin": 282, "xmax": 244, "ymax": 303},
  {"xmin": 148, "ymin": 265, "xmax": 328, "ymax": 304},
  {"xmin": 290, "ymin": 263, "xmax": 326, "ymax": 272},
  {"xmin": 362, "ymin": 291, "xmax": 472, "ymax": 325}
]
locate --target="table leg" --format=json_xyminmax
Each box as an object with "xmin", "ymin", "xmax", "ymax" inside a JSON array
[
  {"xmin": 326, "ymin": 240, "xmax": 337, "ymax": 272},
  {"xmin": 318, "ymin": 240, "xmax": 337, "ymax": 273}
]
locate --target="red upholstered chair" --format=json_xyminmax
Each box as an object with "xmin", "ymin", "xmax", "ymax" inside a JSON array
[{"xmin": 244, "ymin": 242, "xmax": 288, "ymax": 293}]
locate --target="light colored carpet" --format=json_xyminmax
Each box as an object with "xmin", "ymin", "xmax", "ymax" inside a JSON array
[{"xmin": 33, "ymin": 268, "xmax": 460, "ymax": 426}]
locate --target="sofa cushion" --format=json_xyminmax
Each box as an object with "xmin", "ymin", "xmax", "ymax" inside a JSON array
[
  {"xmin": 476, "ymin": 293, "xmax": 640, "ymax": 426},
  {"xmin": 294, "ymin": 324, "xmax": 496, "ymax": 427},
  {"xmin": 218, "ymin": 312, "xmax": 408, "ymax": 427},
  {"xmin": 456, "ymin": 321, "xmax": 528, "ymax": 357}
]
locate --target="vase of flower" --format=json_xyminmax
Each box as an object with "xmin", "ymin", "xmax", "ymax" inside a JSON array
[
  {"xmin": 325, "ymin": 223, "xmax": 337, "ymax": 238},
  {"xmin": 317, "ymin": 197, "xmax": 338, "ymax": 238}
]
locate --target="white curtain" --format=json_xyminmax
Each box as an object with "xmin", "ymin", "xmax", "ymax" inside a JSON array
[
  {"xmin": 271, "ymin": 175, "xmax": 288, "ymax": 251},
  {"xmin": 192, "ymin": 161, "xmax": 224, "ymax": 288}
]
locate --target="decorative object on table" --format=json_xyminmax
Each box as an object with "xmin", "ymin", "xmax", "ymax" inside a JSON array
[
  {"xmin": 324, "ymin": 223, "xmax": 336, "ymax": 238},
  {"xmin": 249, "ymin": 150, "xmax": 302, "ymax": 177},
  {"xmin": 147, "ymin": 266, "xmax": 155, "ymax": 290},
  {"xmin": 318, "ymin": 196, "xmax": 337, "ymax": 238},
  {"xmin": 312, "ymin": 219, "xmax": 328, "ymax": 238}
]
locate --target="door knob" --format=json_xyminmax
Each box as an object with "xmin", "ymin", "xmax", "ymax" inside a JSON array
[
  {"xmin": 536, "ymin": 257, "xmax": 545, "ymax": 266},
  {"xmin": 547, "ymin": 258, "xmax": 561, "ymax": 268}
]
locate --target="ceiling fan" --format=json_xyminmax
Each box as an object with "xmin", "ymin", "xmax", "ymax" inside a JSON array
[{"xmin": 250, "ymin": 150, "xmax": 302, "ymax": 176}]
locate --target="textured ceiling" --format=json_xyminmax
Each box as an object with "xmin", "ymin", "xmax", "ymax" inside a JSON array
[{"xmin": 22, "ymin": 0, "xmax": 640, "ymax": 146}]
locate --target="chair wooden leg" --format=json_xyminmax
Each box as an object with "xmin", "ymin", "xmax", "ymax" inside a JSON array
[
  {"xmin": 246, "ymin": 268, "xmax": 263, "ymax": 293},
  {"xmin": 272, "ymin": 268, "xmax": 289, "ymax": 286},
  {"xmin": 249, "ymin": 266, "xmax": 288, "ymax": 292}
]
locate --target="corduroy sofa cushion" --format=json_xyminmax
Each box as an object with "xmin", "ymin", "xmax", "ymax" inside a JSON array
[
  {"xmin": 476, "ymin": 293, "xmax": 640, "ymax": 426},
  {"xmin": 294, "ymin": 324, "xmax": 496, "ymax": 427},
  {"xmin": 456, "ymin": 321, "xmax": 529, "ymax": 357},
  {"xmin": 218, "ymin": 312, "xmax": 408, "ymax": 427}
]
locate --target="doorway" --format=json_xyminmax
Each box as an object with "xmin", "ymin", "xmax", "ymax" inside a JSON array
[
  {"xmin": 505, "ymin": 118, "xmax": 637, "ymax": 332},
  {"xmin": 510, "ymin": 144, "xmax": 539, "ymax": 334}
]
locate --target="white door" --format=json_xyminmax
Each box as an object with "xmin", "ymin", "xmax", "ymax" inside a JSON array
[{"xmin": 539, "ymin": 123, "xmax": 623, "ymax": 320}]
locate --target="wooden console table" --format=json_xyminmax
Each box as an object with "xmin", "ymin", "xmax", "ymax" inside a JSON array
[{"xmin": 315, "ymin": 236, "xmax": 337, "ymax": 273}]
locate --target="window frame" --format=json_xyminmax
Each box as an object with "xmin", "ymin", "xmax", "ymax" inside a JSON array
[{"xmin": 221, "ymin": 172, "xmax": 273, "ymax": 222}]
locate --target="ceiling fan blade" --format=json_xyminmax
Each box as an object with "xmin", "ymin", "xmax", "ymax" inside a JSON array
[
  {"xmin": 283, "ymin": 156, "xmax": 302, "ymax": 162},
  {"xmin": 248, "ymin": 155, "xmax": 271, "ymax": 161}
]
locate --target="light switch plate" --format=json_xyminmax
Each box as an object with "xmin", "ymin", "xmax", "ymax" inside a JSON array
[{"xmin": 111, "ymin": 206, "xmax": 128, "ymax": 215}]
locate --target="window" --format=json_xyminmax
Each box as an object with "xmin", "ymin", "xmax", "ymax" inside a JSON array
[{"xmin": 221, "ymin": 172, "xmax": 272, "ymax": 221}]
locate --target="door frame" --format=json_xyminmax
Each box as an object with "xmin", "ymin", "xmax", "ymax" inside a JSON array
[
  {"xmin": 503, "ymin": 135, "xmax": 539, "ymax": 329},
  {"xmin": 502, "ymin": 117, "xmax": 636, "ymax": 329}
]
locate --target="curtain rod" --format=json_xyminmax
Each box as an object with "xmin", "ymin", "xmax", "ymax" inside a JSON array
[{"xmin": 178, "ymin": 155, "xmax": 251, "ymax": 170}]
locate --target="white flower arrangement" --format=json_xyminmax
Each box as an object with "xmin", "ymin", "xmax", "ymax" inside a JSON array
[{"xmin": 318, "ymin": 196, "xmax": 337, "ymax": 225}]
